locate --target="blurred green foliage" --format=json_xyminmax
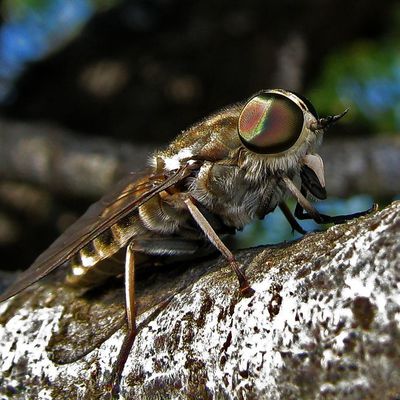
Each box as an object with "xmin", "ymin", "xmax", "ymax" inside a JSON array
[
  {"xmin": 3, "ymin": 0, "xmax": 51, "ymax": 16},
  {"xmin": 308, "ymin": 36, "xmax": 400, "ymax": 134}
]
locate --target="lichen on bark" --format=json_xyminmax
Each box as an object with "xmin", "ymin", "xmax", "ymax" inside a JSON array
[{"xmin": 0, "ymin": 201, "xmax": 399, "ymax": 400}]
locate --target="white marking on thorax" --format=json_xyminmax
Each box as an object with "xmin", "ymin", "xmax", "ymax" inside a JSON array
[{"xmin": 163, "ymin": 148, "xmax": 193, "ymax": 171}]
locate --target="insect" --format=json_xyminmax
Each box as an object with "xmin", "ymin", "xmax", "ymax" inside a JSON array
[{"xmin": 0, "ymin": 89, "xmax": 375, "ymax": 395}]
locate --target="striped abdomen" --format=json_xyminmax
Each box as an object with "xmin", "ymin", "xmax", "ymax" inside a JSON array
[
  {"xmin": 65, "ymin": 189, "xmax": 190, "ymax": 287},
  {"xmin": 66, "ymin": 211, "xmax": 146, "ymax": 286}
]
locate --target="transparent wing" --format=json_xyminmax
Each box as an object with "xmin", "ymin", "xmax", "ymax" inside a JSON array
[{"xmin": 0, "ymin": 166, "xmax": 192, "ymax": 302}]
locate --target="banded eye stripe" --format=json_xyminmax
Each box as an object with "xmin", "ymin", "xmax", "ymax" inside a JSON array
[{"xmin": 291, "ymin": 91, "xmax": 319, "ymax": 119}]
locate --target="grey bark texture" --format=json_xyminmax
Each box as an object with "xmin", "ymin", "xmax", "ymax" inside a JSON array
[
  {"xmin": 0, "ymin": 118, "xmax": 151, "ymax": 198},
  {"xmin": 0, "ymin": 201, "xmax": 399, "ymax": 400}
]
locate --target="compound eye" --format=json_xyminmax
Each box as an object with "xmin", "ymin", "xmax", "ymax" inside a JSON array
[{"xmin": 238, "ymin": 92, "xmax": 304, "ymax": 154}]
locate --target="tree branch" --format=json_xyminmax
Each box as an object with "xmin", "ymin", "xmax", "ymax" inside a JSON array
[
  {"xmin": 0, "ymin": 118, "xmax": 152, "ymax": 199},
  {"xmin": 321, "ymin": 138, "xmax": 400, "ymax": 199},
  {"xmin": 0, "ymin": 201, "xmax": 399, "ymax": 399},
  {"xmin": 1, "ymin": 118, "xmax": 400, "ymax": 199}
]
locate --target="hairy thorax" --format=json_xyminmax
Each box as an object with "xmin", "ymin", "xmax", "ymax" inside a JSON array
[{"xmin": 188, "ymin": 160, "xmax": 298, "ymax": 230}]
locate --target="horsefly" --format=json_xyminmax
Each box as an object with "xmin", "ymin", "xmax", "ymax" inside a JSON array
[{"xmin": 0, "ymin": 89, "xmax": 375, "ymax": 395}]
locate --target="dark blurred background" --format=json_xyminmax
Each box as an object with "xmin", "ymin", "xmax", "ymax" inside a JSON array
[{"xmin": 0, "ymin": 0, "xmax": 399, "ymax": 271}]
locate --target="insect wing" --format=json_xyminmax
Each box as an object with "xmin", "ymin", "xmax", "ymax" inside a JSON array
[{"xmin": 0, "ymin": 166, "xmax": 192, "ymax": 302}]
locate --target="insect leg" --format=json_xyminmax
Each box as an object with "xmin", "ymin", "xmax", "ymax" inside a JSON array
[
  {"xmin": 184, "ymin": 197, "xmax": 255, "ymax": 297},
  {"xmin": 294, "ymin": 200, "xmax": 377, "ymax": 224},
  {"xmin": 108, "ymin": 242, "xmax": 137, "ymax": 397},
  {"xmin": 108, "ymin": 236, "xmax": 209, "ymax": 395},
  {"xmin": 283, "ymin": 176, "xmax": 324, "ymax": 223},
  {"xmin": 283, "ymin": 176, "xmax": 377, "ymax": 224},
  {"xmin": 279, "ymin": 202, "xmax": 307, "ymax": 235}
]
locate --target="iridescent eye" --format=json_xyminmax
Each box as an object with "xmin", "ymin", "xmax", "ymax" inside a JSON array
[{"xmin": 238, "ymin": 92, "xmax": 304, "ymax": 154}]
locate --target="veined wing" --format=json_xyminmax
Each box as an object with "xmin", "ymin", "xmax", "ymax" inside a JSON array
[{"xmin": 0, "ymin": 166, "xmax": 193, "ymax": 302}]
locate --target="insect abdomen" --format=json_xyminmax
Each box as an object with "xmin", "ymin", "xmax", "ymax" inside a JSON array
[
  {"xmin": 66, "ymin": 213, "xmax": 146, "ymax": 287},
  {"xmin": 65, "ymin": 191, "xmax": 189, "ymax": 287}
]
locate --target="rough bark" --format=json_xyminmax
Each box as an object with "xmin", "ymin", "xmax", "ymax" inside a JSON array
[{"xmin": 0, "ymin": 201, "xmax": 399, "ymax": 400}]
